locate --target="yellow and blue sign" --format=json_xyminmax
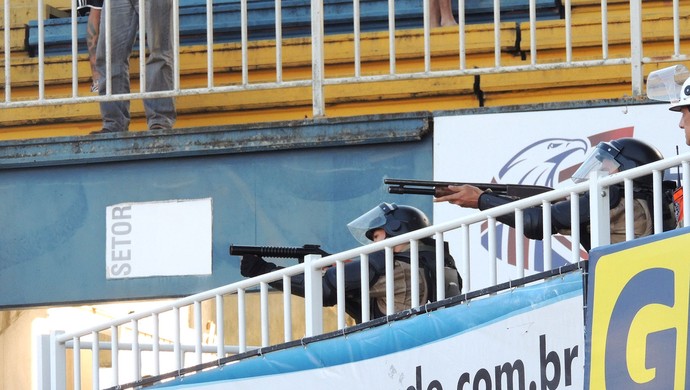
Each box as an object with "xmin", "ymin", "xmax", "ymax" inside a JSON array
[{"xmin": 586, "ymin": 226, "xmax": 690, "ymax": 389}]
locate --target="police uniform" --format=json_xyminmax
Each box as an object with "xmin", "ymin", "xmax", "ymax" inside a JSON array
[
  {"xmin": 240, "ymin": 203, "xmax": 461, "ymax": 324},
  {"xmin": 477, "ymin": 184, "xmax": 674, "ymax": 251}
]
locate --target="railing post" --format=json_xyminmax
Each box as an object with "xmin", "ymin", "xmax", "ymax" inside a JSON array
[
  {"xmin": 310, "ymin": 0, "xmax": 325, "ymax": 117},
  {"xmin": 49, "ymin": 331, "xmax": 66, "ymax": 390},
  {"xmin": 629, "ymin": 0, "xmax": 643, "ymax": 96},
  {"xmin": 589, "ymin": 171, "xmax": 610, "ymax": 249},
  {"xmin": 303, "ymin": 254, "xmax": 323, "ymax": 337},
  {"xmin": 36, "ymin": 334, "xmax": 52, "ymax": 390}
]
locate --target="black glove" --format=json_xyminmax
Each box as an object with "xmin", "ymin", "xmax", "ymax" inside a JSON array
[{"xmin": 240, "ymin": 254, "xmax": 279, "ymax": 278}]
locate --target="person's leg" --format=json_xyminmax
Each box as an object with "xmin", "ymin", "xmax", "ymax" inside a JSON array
[
  {"xmin": 429, "ymin": 0, "xmax": 441, "ymax": 27},
  {"xmin": 438, "ymin": 0, "xmax": 457, "ymax": 26},
  {"xmin": 86, "ymin": 8, "xmax": 101, "ymax": 92},
  {"xmin": 95, "ymin": 0, "xmax": 139, "ymax": 132},
  {"xmin": 143, "ymin": 0, "xmax": 176, "ymax": 130}
]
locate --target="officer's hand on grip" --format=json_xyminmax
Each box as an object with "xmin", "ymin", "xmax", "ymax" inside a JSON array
[{"xmin": 240, "ymin": 254, "xmax": 279, "ymax": 278}]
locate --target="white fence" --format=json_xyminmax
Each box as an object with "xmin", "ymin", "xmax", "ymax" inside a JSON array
[
  {"xmin": 2, "ymin": 0, "xmax": 687, "ymax": 117},
  {"xmin": 13, "ymin": 0, "xmax": 688, "ymax": 387},
  {"xmin": 38, "ymin": 150, "xmax": 690, "ymax": 389}
]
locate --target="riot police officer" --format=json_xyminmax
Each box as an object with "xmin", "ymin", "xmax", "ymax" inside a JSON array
[
  {"xmin": 434, "ymin": 137, "xmax": 676, "ymax": 251},
  {"xmin": 668, "ymin": 75, "xmax": 690, "ymax": 224},
  {"xmin": 240, "ymin": 203, "xmax": 461, "ymax": 323},
  {"xmin": 668, "ymin": 72, "xmax": 690, "ymax": 147}
]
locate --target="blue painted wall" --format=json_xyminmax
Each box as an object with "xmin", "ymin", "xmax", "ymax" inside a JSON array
[{"xmin": 0, "ymin": 114, "xmax": 434, "ymax": 307}]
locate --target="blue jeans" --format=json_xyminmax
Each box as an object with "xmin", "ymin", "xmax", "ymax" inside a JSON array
[{"xmin": 96, "ymin": 0, "xmax": 176, "ymax": 132}]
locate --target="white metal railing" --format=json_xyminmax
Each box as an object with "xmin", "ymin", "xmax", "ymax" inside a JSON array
[
  {"xmin": 2, "ymin": 0, "xmax": 687, "ymax": 116},
  {"xmin": 39, "ymin": 150, "xmax": 690, "ymax": 389}
]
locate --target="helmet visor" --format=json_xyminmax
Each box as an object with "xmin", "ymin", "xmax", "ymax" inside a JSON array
[
  {"xmin": 646, "ymin": 65, "xmax": 689, "ymax": 102},
  {"xmin": 347, "ymin": 203, "xmax": 395, "ymax": 245},
  {"xmin": 571, "ymin": 144, "xmax": 621, "ymax": 183}
]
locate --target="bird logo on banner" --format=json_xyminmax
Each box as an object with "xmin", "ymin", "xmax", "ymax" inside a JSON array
[{"xmin": 479, "ymin": 127, "xmax": 635, "ymax": 271}]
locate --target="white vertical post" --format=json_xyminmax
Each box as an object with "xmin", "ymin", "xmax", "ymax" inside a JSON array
[
  {"xmin": 492, "ymin": 0, "xmax": 501, "ymax": 67},
  {"xmin": 260, "ymin": 282, "xmax": 270, "ymax": 347},
  {"xmin": 629, "ymin": 0, "xmax": 643, "ymax": 96},
  {"xmin": 49, "ymin": 331, "xmax": 66, "ymax": 390},
  {"xmin": 152, "ymin": 313, "xmax": 160, "ymax": 376},
  {"xmin": 37, "ymin": 0, "xmax": 45, "ymax": 101},
  {"xmin": 542, "ymin": 200, "xmax": 552, "ymax": 271},
  {"xmin": 672, "ymin": 0, "xmax": 680, "ymax": 55},
  {"xmin": 194, "ymin": 301, "xmax": 203, "ymax": 365},
  {"xmin": 173, "ymin": 307, "xmax": 181, "ymax": 371},
  {"xmin": 238, "ymin": 288, "xmax": 247, "ymax": 353},
  {"xmin": 131, "ymin": 319, "xmax": 141, "ymax": 382},
  {"xmin": 216, "ymin": 295, "xmax": 225, "ymax": 358},
  {"xmin": 624, "ymin": 178, "xmax": 635, "ymax": 240},
  {"xmin": 275, "ymin": 0, "xmax": 283, "ymax": 82},
  {"xmin": 435, "ymin": 232, "xmax": 445, "ymax": 301},
  {"xmin": 4, "ymin": 0, "xmax": 11, "ymax": 103},
  {"xmin": 487, "ymin": 216, "xmax": 497, "ymax": 286},
  {"xmin": 35, "ymin": 334, "xmax": 53, "ymax": 390},
  {"xmin": 410, "ymin": 239, "xmax": 420, "ymax": 308},
  {"xmin": 104, "ymin": 0, "xmax": 112, "ymax": 95},
  {"xmin": 303, "ymin": 254, "xmax": 323, "ymax": 336},
  {"xmin": 461, "ymin": 224, "xmax": 470, "ymax": 293},
  {"xmin": 359, "ymin": 253, "xmax": 370, "ymax": 323},
  {"xmin": 72, "ymin": 337, "xmax": 81, "ymax": 390},
  {"xmin": 458, "ymin": 0, "xmax": 466, "ymax": 69},
  {"xmin": 600, "ymin": 0, "xmax": 608, "ymax": 59},
  {"xmin": 353, "ymin": 0, "xmax": 361, "ymax": 77},
  {"xmin": 70, "ymin": 2, "xmax": 78, "ymax": 97},
  {"xmin": 653, "ymin": 170, "xmax": 664, "ymax": 234},
  {"xmin": 564, "ymin": 0, "xmax": 572, "ymax": 62},
  {"xmin": 240, "ymin": 0, "xmax": 248, "ymax": 84},
  {"xmin": 570, "ymin": 191, "xmax": 581, "ymax": 262},
  {"xmin": 172, "ymin": 0, "xmax": 180, "ymax": 91},
  {"xmin": 110, "ymin": 325, "xmax": 119, "ymax": 388},
  {"xmin": 91, "ymin": 331, "xmax": 99, "ymax": 390},
  {"xmin": 422, "ymin": 0, "xmax": 430, "ymax": 72},
  {"xmin": 387, "ymin": 0, "xmax": 396, "ymax": 74},
  {"xmin": 310, "ymin": 0, "xmax": 325, "ymax": 116},
  {"xmin": 206, "ymin": 0, "xmax": 215, "ymax": 87},
  {"xmin": 336, "ymin": 259, "xmax": 346, "ymax": 329},
  {"xmin": 384, "ymin": 246, "xmax": 395, "ymax": 315},
  {"xmin": 589, "ymin": 171, "xmax": 610, "ymax": 249},
  {"xmin": 514, "ymin": 209, "xmax": 525, "ymax": 279},
  {"xmin": 528, "ymin": 0, "xmax": 536, "ymax": 65},
  {"xmin": 138, "ymin": 0, "xmax": 146, "ymax": 92},
  {"xmin": 282, "ymin": 276, "xmax": 293, "ymax": 341}
]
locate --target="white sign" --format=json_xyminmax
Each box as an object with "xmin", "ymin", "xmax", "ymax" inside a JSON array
[
  {"xmin": 105, "ymin": 198, "xmax": 213, "ymax": 279},
  {"xmin": 433, "ymin": 103, "xmax": 684, "ymax": 289}
]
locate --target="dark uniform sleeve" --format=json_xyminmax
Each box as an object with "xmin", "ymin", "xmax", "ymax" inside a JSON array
[
  {"xmin": 477, "ymin": 192, "xmax": 551, "ymax": 240},
  {"xmin": 270, "ymin": 252, "xmax": 382, "ymax": 307},
  {"xmin": 477, "ymin": 187, "xmax": 622, "ymax": 249}
]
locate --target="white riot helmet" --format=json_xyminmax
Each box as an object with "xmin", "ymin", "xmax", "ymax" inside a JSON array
[
  {"xmin": 646, "ymin": 64, "xmax": 690, "ymax": 110},
  {"xmin": 669, "ymin": 77, "xmax": 690, "ymax": 112}
]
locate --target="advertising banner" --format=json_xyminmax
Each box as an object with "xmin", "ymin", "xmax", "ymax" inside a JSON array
[
  {"xmin": 433, "ymin": 103, "xmax": 684, "ymax": 289},
  {"xmin": 586, "ymin": 227, "xmax": 690, "ymax": 389},
  {"xmin": 152, "ymin": 271, "xmax": 585, "ymax": 389}
]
